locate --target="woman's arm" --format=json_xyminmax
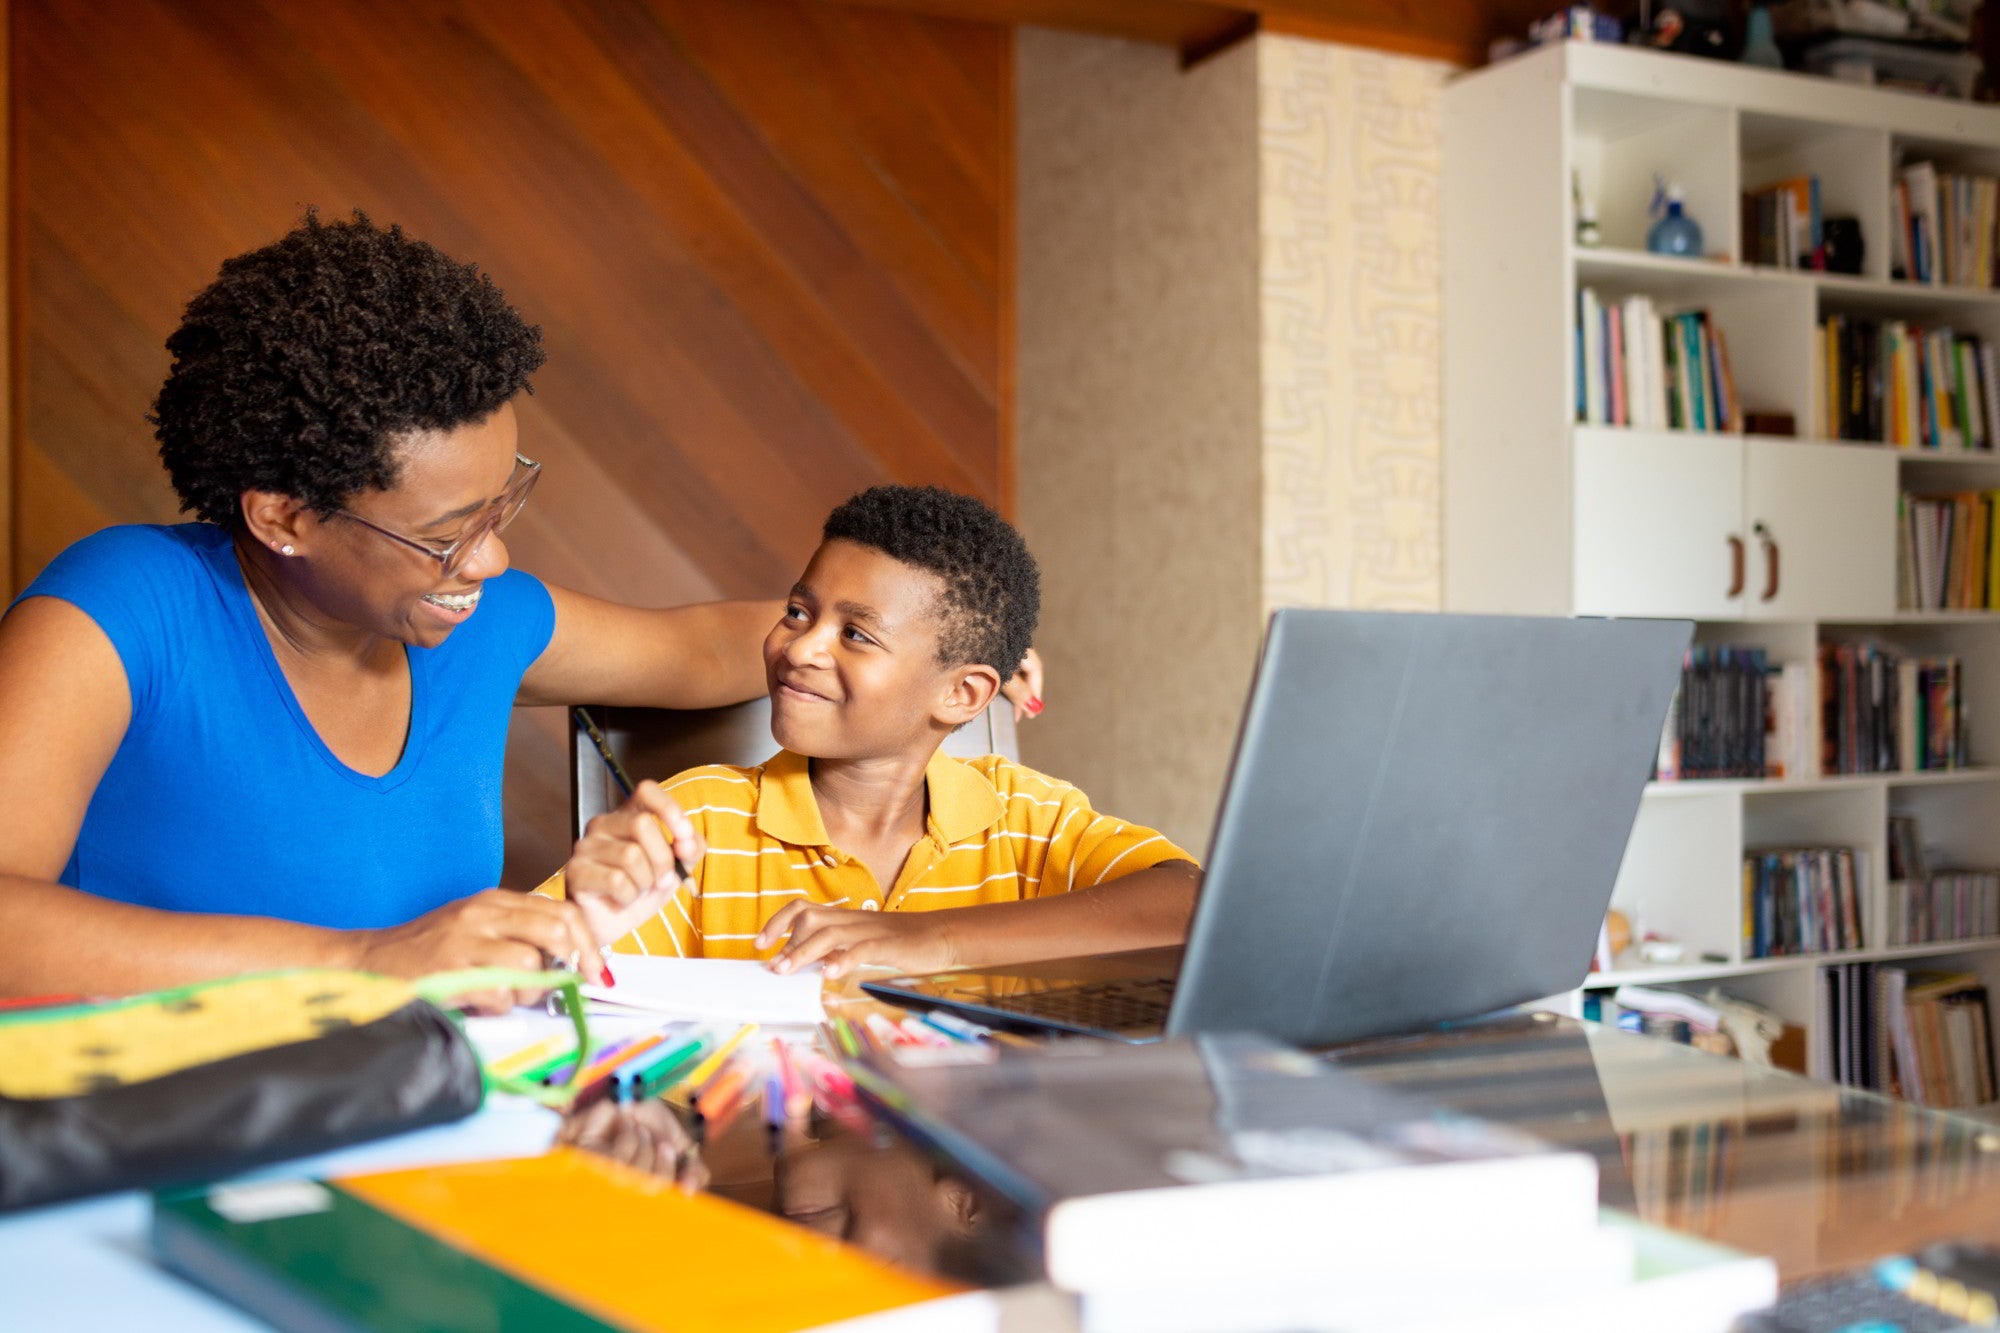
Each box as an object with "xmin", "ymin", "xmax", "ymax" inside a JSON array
[
  {"xmin": 518, "ymin": 584, "xmax": 1046, "ymax": 715},
  {"xmin": 0, "ymin": 599, "xmax": 603, "ymax": 1002},
  {"xmin": 515, "ymin": 585, "xmax": 782, "ymax": 709}
]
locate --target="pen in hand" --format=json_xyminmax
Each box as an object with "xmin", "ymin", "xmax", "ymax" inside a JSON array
[{"xmin": 573, "ymin": 705, "xmax": 694, "ymax": 886}]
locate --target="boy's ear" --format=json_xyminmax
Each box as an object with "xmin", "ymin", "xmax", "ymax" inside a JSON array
[{"xmin": 933, "ymin": 663, "xmax": 1002, "ymax": 729}]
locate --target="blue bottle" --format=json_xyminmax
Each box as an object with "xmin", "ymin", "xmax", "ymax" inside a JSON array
[
  {"xmin": 1740, "ymin": 6, "xmax": 1783, "ymax": 69},
  {"xmin": 1648, "ymin": 185, "xmax": 1704, "ymax": 258}
]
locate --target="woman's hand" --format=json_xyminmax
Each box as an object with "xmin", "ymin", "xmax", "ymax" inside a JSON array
[
  {"xmin": 352, "ymin": 889, "xmax": 603, "ymax": 1014},
  {"xmin": 1000, "ymin": 647, "xmax": 1044, "ymax": 723},
  {"xmin": 562, "ymin": 780, "xmax": 704, "ymax": 946},
  {"xmin": 557, "ymin": 1098, "xmax": 708, "ymax": 1193},
  {"xmin": 756, "ymin": 901, "xmax": 960, "ymax": 981}
]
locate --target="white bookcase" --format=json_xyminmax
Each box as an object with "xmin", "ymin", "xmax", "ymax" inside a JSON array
[{"xmin": 1443, "ymin": 41, "xmax": 2000, "ymax": 1086}]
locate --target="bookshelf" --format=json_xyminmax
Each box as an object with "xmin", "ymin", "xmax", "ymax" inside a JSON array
[{"xmin": 1443, "ymin": 42, "xmax": 2000, "ymax": 1106}]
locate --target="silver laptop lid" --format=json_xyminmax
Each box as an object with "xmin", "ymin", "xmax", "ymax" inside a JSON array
[{"xmin": 1167, "ymin": 609, "xmax": 1690, "ymax": 1046}]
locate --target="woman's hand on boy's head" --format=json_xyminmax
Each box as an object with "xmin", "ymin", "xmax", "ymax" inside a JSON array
[
  {"xmin": 1001, "ymin": 647, "xmax": 1044, "ymax": 722},
  {"xmin": 756, "ymin": 901, "xmax": 958, "ymax": 981},
  {"xmin": 563, "ymin": 780, "xmax": 703, "ymax": 945}
]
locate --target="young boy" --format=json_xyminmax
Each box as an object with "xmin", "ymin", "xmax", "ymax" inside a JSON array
[{"xmin": 556, "ymin": 485, "xmax": 1200, "ymax": 979}]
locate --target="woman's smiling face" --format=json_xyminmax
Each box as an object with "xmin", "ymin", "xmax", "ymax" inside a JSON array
[{"xmin": 296, "ymin": 401, "xmax": 525, "ymax": 648}]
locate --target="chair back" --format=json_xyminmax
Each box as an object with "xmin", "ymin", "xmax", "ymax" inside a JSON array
[{"xmin": 570, "ymin": 697, "xmax": 1019, "ymax": 838}]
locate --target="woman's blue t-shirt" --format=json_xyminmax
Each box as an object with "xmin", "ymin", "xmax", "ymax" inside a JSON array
[{"xmin": 18, "ymin": 523, "xmax": 556, "ymax": 929}]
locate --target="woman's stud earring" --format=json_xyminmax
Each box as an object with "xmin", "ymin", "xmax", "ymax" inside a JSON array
[{"xmin": 278, "ymin": 544, "xmax": 295, "ymax": 557}]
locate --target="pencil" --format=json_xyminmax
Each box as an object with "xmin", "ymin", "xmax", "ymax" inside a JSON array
[{"xmin": 573, "ymin": 705, "xmax": 691, "ymax": 884}]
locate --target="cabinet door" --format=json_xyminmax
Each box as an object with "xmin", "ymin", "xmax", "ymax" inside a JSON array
[
  {"xmin": 1574, "ymin": 431, "xmax": 1745, "ymax": 619},
  {"xmin": 1742, "ymin": 440, "xmax": 1896, "ymax": 620}
]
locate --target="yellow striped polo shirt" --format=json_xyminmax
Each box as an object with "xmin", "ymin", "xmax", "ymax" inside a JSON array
[{"xmin": 548, "ymin": 749, "xmax": 1193, "ymax": 961}]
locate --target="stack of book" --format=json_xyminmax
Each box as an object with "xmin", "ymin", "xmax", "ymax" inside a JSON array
[
  {"xmin": 1820, "ymin": 642, "xmax": 1967, "ymax": 774},
  {"xmin": 1575, "ymin": 289, "xmax": 1741, "ymax": 433},
  {"xmin": 1886, "ymin": 814, "xmax": 2000, "ymax": 946},
  {"xmin": 1816, "ymin": 315, "xmax": 1999, "ymax": 448},
  {"xmin": 1899, "ymin": 491, "xmax": 2000, "ymax": 609},
  {"xmin": 1742, "ymin": 175, "xmax": 1822, "ymax": 270},
  {"xmin": 1743, "ymin": 846, "xmax": 1867, "ymax": 959},
  {"xmin": 849, "ymin": 1032, "xmax": 1777, "ymax": 1332},
  {"xmin": 1880, "ymin": 967, "xmax": 1999, "ymax": 1108},
  {"xmin": 1653, "ymin": 647, "xmax": 1768, "ymax": 781},
  {"xmin": 1893, "ymin": 161, "xmax": 2000, "ymax": 287}
]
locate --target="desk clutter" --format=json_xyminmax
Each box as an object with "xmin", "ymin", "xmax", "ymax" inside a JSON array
[{"xmin": 61, "ymin": 960, "xmax": 2000, "ymax": 1332}]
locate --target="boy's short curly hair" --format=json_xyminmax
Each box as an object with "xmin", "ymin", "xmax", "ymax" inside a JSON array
[
  {"xmin": 151, "ymin": 210, "xmax": 546, "ymax": 527},
  {"xmin": 823, "ymin": 485, "xmax": 1040, "ymax": 680}
]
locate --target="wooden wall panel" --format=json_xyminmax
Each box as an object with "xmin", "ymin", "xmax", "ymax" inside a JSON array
[{"xmin": 15, "ymin": 0, "xmax": 1009, "ymax": 884}]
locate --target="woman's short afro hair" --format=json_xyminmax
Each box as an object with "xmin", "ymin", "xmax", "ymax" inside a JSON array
[
  {"xmin": 152, "ymin": 210, "xmax": 545, "ymax": 527},
  {"xmin": 822, "ymin": 485, "xmax": 1040, "ymax": 681}
]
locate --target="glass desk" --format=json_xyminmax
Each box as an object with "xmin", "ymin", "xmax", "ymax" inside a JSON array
[{"xmin": 688, "ymin": 1007, "xmax": 2000, "ymax": 1298}]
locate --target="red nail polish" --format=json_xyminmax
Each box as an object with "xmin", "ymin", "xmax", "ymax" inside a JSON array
[
  {"xmin": 601, "ymin": 960, "xmax": 617, "ymax": 988},
  {"xmin": 1026, "ymin": 697, "xmax": 1044, "ymax": 715}
]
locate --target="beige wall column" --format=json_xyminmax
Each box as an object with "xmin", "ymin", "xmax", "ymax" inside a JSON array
[
  {"xmin": 1014, "ymin": 28, "xmax": 1263, "ymax": 855},
  {"xmin": 1015, "ymin": 29, "xmax": 1451, "ymax": 855}
]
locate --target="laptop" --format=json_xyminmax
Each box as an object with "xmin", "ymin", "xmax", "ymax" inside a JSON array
[{"xmin": 863, "ymin": 609, "xmax": 1691, "ymax": 1047}]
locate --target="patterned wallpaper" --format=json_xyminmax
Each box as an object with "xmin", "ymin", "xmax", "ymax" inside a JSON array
[{"xmin": 1259, "ymin": 36, "xmax": 1454, "ymax": 615}]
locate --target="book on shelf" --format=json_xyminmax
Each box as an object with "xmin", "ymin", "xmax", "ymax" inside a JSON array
[
  {"xmin": 1575, "ymin": 289, "xmax": 1737, "ymax": 432},
  {"xmin": 1820, "ymin": 642, "xmax": 1967, "ymax": 774},
  {"xmin": 844, "ymin": 1031, "xmax": 1602, "ymax": 1294},
  {"xmin": 1811, "ymin": 961, "xmax": 1886, "ymax": 1090},
  {"xmin": 1883, "ymin": 821, "xmax": 2000, "ymax": 945},
  {"xmin": 1764, "ymin": 659, "xmax": 1814, "ymax": 781},
  {"xmin": 1880, "ymin": 968, "xmax": 1999, "ymax": 1108},
  {"xmin": 1895, "ymin": 160, "xmax": 2000, "ymax": 288},
  {"xmin": 1743, "ymin": 846, "xmax": 1867, "ymax": 959},
  {"xmin": 1653, "ymin": 646, "xmax": 1770, "ymax": 781},
  {"xmin": 1742, "ymin": 175, "xmax": 1823, "ymax": 271},
  {"xmin": 152, "ymin": 1148, "xmax": 987, "ymax": 1333},
  {"xmin": 1816, "ymin": 315, "xmax": 1998, "ymax": 449},
  {"xmin": 1900, "ymin": 492, "xmax": 2000, "ymax": 610}
]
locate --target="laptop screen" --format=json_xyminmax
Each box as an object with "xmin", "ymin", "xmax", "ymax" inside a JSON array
[{"xmin": 1168, "ymin": 609, "xmax": 1690, "ymax": 1046}]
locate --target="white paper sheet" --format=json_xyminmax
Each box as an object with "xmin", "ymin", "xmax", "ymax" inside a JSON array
[{"xmin": 579, "ymin": 956, "xmax": 825, "ymax": 1025}]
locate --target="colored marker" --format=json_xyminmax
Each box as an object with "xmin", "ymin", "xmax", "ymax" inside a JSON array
[
  {"xmin": 542, "ymin": 1029, "xmax": 651, "ymax": 1087},
  {"xmin": 773, "ymin": 1040, "xmax": 811, "ymax": 1117},
  {"xmin": 671, "ymin": 1023, "xmax": 758, "ymax": 1102},
  {"xmin": 613, "ymin": 1032, "xmax": 709, "ymax": 1103},
  {"xmin": 764, "ymin": 1072, "xmax": 788, "ymax": 1135},
  {"xmin": 489, "ymin": 1032, "xmax": 575, "ymax": 1080},
  {"xmin": 693, "ymin": 1060, "xmax": 754, "ymax": 1123},
  {"xmin": 570, "ymin": 1032, "xmax": 666, "ymax": 1098}
]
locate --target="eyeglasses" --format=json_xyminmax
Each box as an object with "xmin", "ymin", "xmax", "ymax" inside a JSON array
[{"xmin": 336, "ymin": 454, "xmax": 541, "ymax": 578}]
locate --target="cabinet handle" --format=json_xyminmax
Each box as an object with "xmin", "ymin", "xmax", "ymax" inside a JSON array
[
  {"xmin": 1727, "ymin": 534, "xmax": 1746, "ymax": 598},
  {"xmin": 1754, "ymin": 521, "xmax": 1779, "ymax": 602}
]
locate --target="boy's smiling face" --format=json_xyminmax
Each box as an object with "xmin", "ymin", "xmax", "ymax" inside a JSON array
[{"xmin": 764, "ymin": 538, "xmax": 998, "ymax": 761}]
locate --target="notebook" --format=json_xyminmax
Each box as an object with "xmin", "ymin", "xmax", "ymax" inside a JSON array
[
  {"xmin": 152, "ymin": 1148, "xmax": 989, "ymax": 1333},
  {"xmin": 866, "ymin": 608, "xmax": 1690, "ymax": 1046}
]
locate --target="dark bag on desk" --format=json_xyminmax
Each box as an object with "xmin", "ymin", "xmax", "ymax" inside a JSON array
[{"xmin": 0, "ymin": 969, "xmax": 501, "ymax": 1213}]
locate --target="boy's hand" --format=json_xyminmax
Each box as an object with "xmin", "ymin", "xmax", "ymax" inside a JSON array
[
  {"xmin": 556, "ymin": 1098, "xmax": 708, "ymax": 1193},
  {"xmin": 756, "ymin": 901, "xmax": 958, "ymax": 981},
  {"xmin": 562, "ymin": 780, "xmax": 704, "ymax": 945}
]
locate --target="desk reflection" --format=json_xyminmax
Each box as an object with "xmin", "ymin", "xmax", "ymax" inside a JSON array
[{"xmin": 559, "ymin": 1011, "xmax": 2000, "ymax": 1289}]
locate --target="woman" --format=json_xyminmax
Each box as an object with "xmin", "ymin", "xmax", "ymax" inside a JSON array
[{"xmin": 0, "ymin": 213, "xmax": 1035, "ymax": 1006}]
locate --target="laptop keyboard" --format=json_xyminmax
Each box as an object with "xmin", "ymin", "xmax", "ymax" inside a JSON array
[{"xmin": 983, "ymin": 978, "xmax": 1176, "ymax": 1032}]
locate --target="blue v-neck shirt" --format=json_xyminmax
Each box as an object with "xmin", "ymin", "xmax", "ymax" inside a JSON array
[{"xmin": 17, "ymin": 523, "xmax": 555, "ymax": 928}]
